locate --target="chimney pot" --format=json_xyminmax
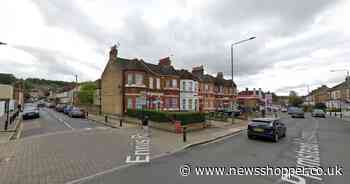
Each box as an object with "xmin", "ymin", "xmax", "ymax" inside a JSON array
[
  {"xmin": 109, "ymin": 45, "xmax": 118, "ymax": 60},
  {"xmin": 158, "ymin": 57, "xmax": 171, "ymax": 66}
]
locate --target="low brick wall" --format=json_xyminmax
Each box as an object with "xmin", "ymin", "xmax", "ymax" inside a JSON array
[{"xmin": 77, "ymin": 105, "xmax": 100, "ymax": 115}]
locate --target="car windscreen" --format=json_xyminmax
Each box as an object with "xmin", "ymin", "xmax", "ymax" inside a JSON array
[
  {"xmin": 251, "ymin": 120, "xmax": 272, "ymax": 124},
  {"xmin": 314, "ymin": 109, "xmax": 324, "ymax": 113}
]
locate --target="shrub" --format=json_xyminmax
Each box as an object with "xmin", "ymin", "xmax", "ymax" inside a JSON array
[{"xmin": 126, "ymin": 109, "xmax": 206, "ymax": 125}]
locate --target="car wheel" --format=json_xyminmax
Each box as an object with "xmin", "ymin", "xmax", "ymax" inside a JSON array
[
  {"xmin": 273, "ymin": 133, "xmax": 279, "ymax": 142},
  {"xmin": 248, "ymin": 135, "xmax": 253, "ymax": 139}
]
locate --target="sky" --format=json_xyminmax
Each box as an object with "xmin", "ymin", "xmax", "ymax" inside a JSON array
[{"xmin": 0, "ymin": 0, "xmax": 350, "ymax": 95}]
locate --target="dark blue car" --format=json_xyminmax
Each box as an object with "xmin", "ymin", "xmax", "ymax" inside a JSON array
[
  {"xmin": 63, "ymin": 105, "xmax": 73, "ymax": 114},
  {"xmin": 247, "ymin": 118, "xmax": 286, "ymax": 142}
]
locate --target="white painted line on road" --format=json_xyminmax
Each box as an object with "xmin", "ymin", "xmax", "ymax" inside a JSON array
[{"xmin": 65, "ymin": 163, "xmax": 135, "ymax": 184}]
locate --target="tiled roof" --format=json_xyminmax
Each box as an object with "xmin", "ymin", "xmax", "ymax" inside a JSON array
[
  {"xmin": 176, "ymin": 69, "xmax": 199, "ymax": 80},
  {"xmin": 116, "ymin": 57, "xmax": 178, "ymax": 76},
  {"xmin": 114, "ymin": 57, "xmax": 236, "ymax": 87}
]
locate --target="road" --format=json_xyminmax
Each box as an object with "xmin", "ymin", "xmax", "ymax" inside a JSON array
[
  {"xmin": 20, "ymin": 107, "xmax": 105, "ymax": 138},
  {"xmin": 78, "ymin": 114, "xmax": 349, "ymax": 184}
]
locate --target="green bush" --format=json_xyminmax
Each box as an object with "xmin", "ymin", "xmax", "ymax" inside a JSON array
[{"xmin": 126, "ymin": 109, "xmax": 206, "ymax": 125}]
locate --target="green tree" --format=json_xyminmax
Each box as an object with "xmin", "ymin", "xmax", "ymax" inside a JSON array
[
  {"xmin": 0, "ymin": 73, "xmax": 16, "ymax": 84},
  {"xmin": 77, "ymin": 82, "xmax": 97, "ymax": 105},
  {"xmin": 314, "ymin": 102, "xmax": 327, "ymax": 110},
  {"xmin": 288, "ymin": 91, "xmax": 303, "ymax": 107}
]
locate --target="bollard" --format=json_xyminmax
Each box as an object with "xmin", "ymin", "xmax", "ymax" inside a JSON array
[
  {"xmin": 120, "ymin": 119, "xmax": 123, "ymax": 127},
  {"xmin": 183, "ymin": 127, "xmax": 187, "ymax": 142},
  {"xmin": 105, "ymin": 115, "xmax": 108, "ymax": 123}
]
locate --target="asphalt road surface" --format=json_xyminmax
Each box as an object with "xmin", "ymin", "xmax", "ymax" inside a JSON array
[
  {"xmin": 77, "ymin": 114, "xmax": 349, "ymax": 184},
  {"xmin": 20, "ymin": 107, "xmax": 105, "ymax": 138}
]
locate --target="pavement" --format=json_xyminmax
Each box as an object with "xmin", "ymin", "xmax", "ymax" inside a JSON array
[
  {"xmin": 0, "ymin": 112, "xmax": 21, "ymax": 143},
  {"xmin": 75, "ymin": 114, "xmax": 350, "ymax": 184},
  {"xmin": 0, "ymin": 108, "xmax": 248, "ymax": 184}
]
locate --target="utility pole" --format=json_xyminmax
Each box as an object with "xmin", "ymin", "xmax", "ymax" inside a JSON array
[
  {"xmin": 73, "ymin": 75, "xmax": 78, "ymax": 106},
  {"xmin": 230, "ymin": 36, "xmax": 256, "ymax": 123}
]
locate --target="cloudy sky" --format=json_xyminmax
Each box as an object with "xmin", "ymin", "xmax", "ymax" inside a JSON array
[{"xmin": 1, "ymin": 0, "xmax": 350, "ymax": 95}]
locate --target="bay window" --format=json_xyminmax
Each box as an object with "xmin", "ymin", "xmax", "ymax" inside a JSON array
[{"xmin": 149, "ymin": 77, "xmax": 153, "ymax": 89}]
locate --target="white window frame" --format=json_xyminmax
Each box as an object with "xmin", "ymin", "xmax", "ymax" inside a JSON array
[
  {"xmin": 156, "ymin": 78, "xmax": 160, "ymax": 89},
  {"xmin": 149, "ymin": 77, "xmax": 153, "ymax": 89},
  {"xmin": 182, "ymin": 81, "xmax": 186, "ymax": 91},
  {"xmin": 182, "ymin": 99, "xmax": 186, "ymax": 110},
  {"xmin": 127, "ymin": 97, "xmax": 133, "ymax": 109},
  {"xmin": 135, "ymin": 74, "xmax": 143, "ymax": 85},
  {"xmin": 127, "ymin": 74, "xmax": 133, "ymax": 85},
  {"xmin": 172, "ymin": 79, "xmax": 177, "ymax": 88},
  {"xmin": 188, "ymin": 99, "xmax": 193, "ymax": 110},
  {"xmin": 189, "ymin": 81, "xmax": 193, "ymax": 92}
]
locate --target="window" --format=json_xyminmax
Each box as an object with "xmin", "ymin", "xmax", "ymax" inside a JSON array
[
  {"xmin": 166, "ymin": 80, "xmax": 171, "ymax": 88},
  {"xmin": 172, "ymin": 79, "xmax": 177, "ymax": 88},
  {"xmin": 127, "ymin": 74, "xmax": 133, "ymax": 85},
  {"xmin": 136, "ymin": 96, "xmax": 145, "ymax": 109},
  {"xmin": 171, "ymin": 98, "xmax": 177, "ymax": 108},
  {"xmin": 194, "ymin": 99, "xmax": 198, "ymax": 111},
  {"xmin": 182, "ymin": 99, "xmax": 186, "ymax": 110},
  {"xmin": 188, "ymin": 99, "xmax": 193, "ymax": 110},
  {"xmin": 189, "ymin": 81, "xmax": 193, "ymax": 91},
  {"xmin": 149, "ymin": 77, "xmax": 153, "ymax": 89},
  {"xmin": 135, "ymin": 74, "xmax": 143, "ymax": 85},
  {"xmin": 156, "ymin": 78, "xmax": 160, "ymax": 89},
  {"xmin": 127, "ymin": 97, "xmax": 133, "ymax": 109},
  {"xmin": 205, "ymin": 84, "xmax": 209, "ymax": 91},
  {"xmin": 182, "ymin": 81, "xmax": 186, "ymax": 91}
]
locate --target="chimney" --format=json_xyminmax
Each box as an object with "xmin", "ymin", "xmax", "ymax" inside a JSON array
[
  {"xmin": 258, "ymin": 88, "xmax": 262, "ymax": 96},
  {"xmin": 253, "ymin": 88, "xmax": 256, "ymax": 95},
  {"xmin": 192, "ymin": 65, "xmax": 204, "ymax": 76},
  {"xmin": 109, "ymin": 45, "xmax": 118, "ymax": 60},
  {"xmin": 158, "ymin": 57, "xmax": 171, "ymax": 67},
  {"xmin": 245, "ymin": 88, "xmax": 248, "ymax": 91},
  {"xmin": 217, "ymin": 72, "xmax": 223, "ymax": 79}
]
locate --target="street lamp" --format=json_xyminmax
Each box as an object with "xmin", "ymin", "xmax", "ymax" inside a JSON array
[
  {"xmin": 330, "ymin": 69, "xmax": 350, "ymax": 118},
  {"xmin": 230, "ymin": 36, "xmax": 256, "ymax": 123}
]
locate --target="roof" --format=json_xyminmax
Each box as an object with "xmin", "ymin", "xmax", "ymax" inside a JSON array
[
  {"xmin": 176, "ymin": 69, "xmax": 199, "ymax": 80},
  {"xmin": 331, "ymin": 80, "xmax": 350, "ymax": 91},
  {"xmin": 115, "ymin": 57, "xmax": 179, "ymax": 77}
]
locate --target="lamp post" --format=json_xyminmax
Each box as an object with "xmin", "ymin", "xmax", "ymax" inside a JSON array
[
  {"xmin": 230, "ymin": 36, "xmax": 256, "ymax": 123},
  {"xmin": 330, "ymin": 69, "xmax": 350, "ymax": 118}
]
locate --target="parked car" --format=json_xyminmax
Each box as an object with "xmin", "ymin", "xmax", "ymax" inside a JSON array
[
  {"xmin": 312, "ymin": 109, "xmax": 326, "ymax": 118},
  {"xmin": 222, "ymin": 109, "xmax": 241, "ymax": 117},
  {"xmin": 287, "ymin": 106, "xmax": 299, "ymax": 115},
  {"xmin": 291, "ymin": 108, "xmax": 305, "ymax": 118},
  {"xmin": 37, "ymin": 102, "xmax": 45, "ymax": 108},
  {"xmin": 63, "ymin": 105, "xmax": 73, "ymax": 114},
  {"xmin": 247, "ymin": 118, "xmax": 286, "ymax": 142},
  {"xmin": 22, "ymin": 106, "xmax": 40, "ymax": 120},
  {"xmin": 281, "ymin": 107, "xmax": 288, "ymax": 112},
  {"xmin": 68, "ymin": 107, "xmax": 86, "ymax": 118},
  {"xmin": 55, "ymin": 104, "xmax": 66, "ymax": 112}
]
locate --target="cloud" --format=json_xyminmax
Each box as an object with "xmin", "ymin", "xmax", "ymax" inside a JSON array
[{"xmin": 1, "ymin": 0, "xmax": 349, "ymax": 96}]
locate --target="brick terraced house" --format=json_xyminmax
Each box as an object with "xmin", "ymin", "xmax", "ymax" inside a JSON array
[
  {"xmin": 192, "ymin": 66, "xmax": 236, "ymax": 112},
  {"xmin": 100, "ymin": 46, "xmax": 237, "ymax": 115}
]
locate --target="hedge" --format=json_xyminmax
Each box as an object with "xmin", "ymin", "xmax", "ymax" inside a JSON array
[{"xmin": 126, "ymin": 109, "xmax": 206, "ymax": 125}]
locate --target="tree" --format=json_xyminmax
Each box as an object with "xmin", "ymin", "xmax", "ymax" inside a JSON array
[
  {"xmin": 314, "ymin": 102, "xmax": 327, "ymax": 110},
  {"xmin": 288, "ymin": 91, "xmax": 303, "ymax": 107},
  {"xmin": 0, "ymin": 73, "xmax": 16, "ymax": 84},
  {"xmin": 77, "ymin": 82, "xmax": 97, "ymax": 105}
]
